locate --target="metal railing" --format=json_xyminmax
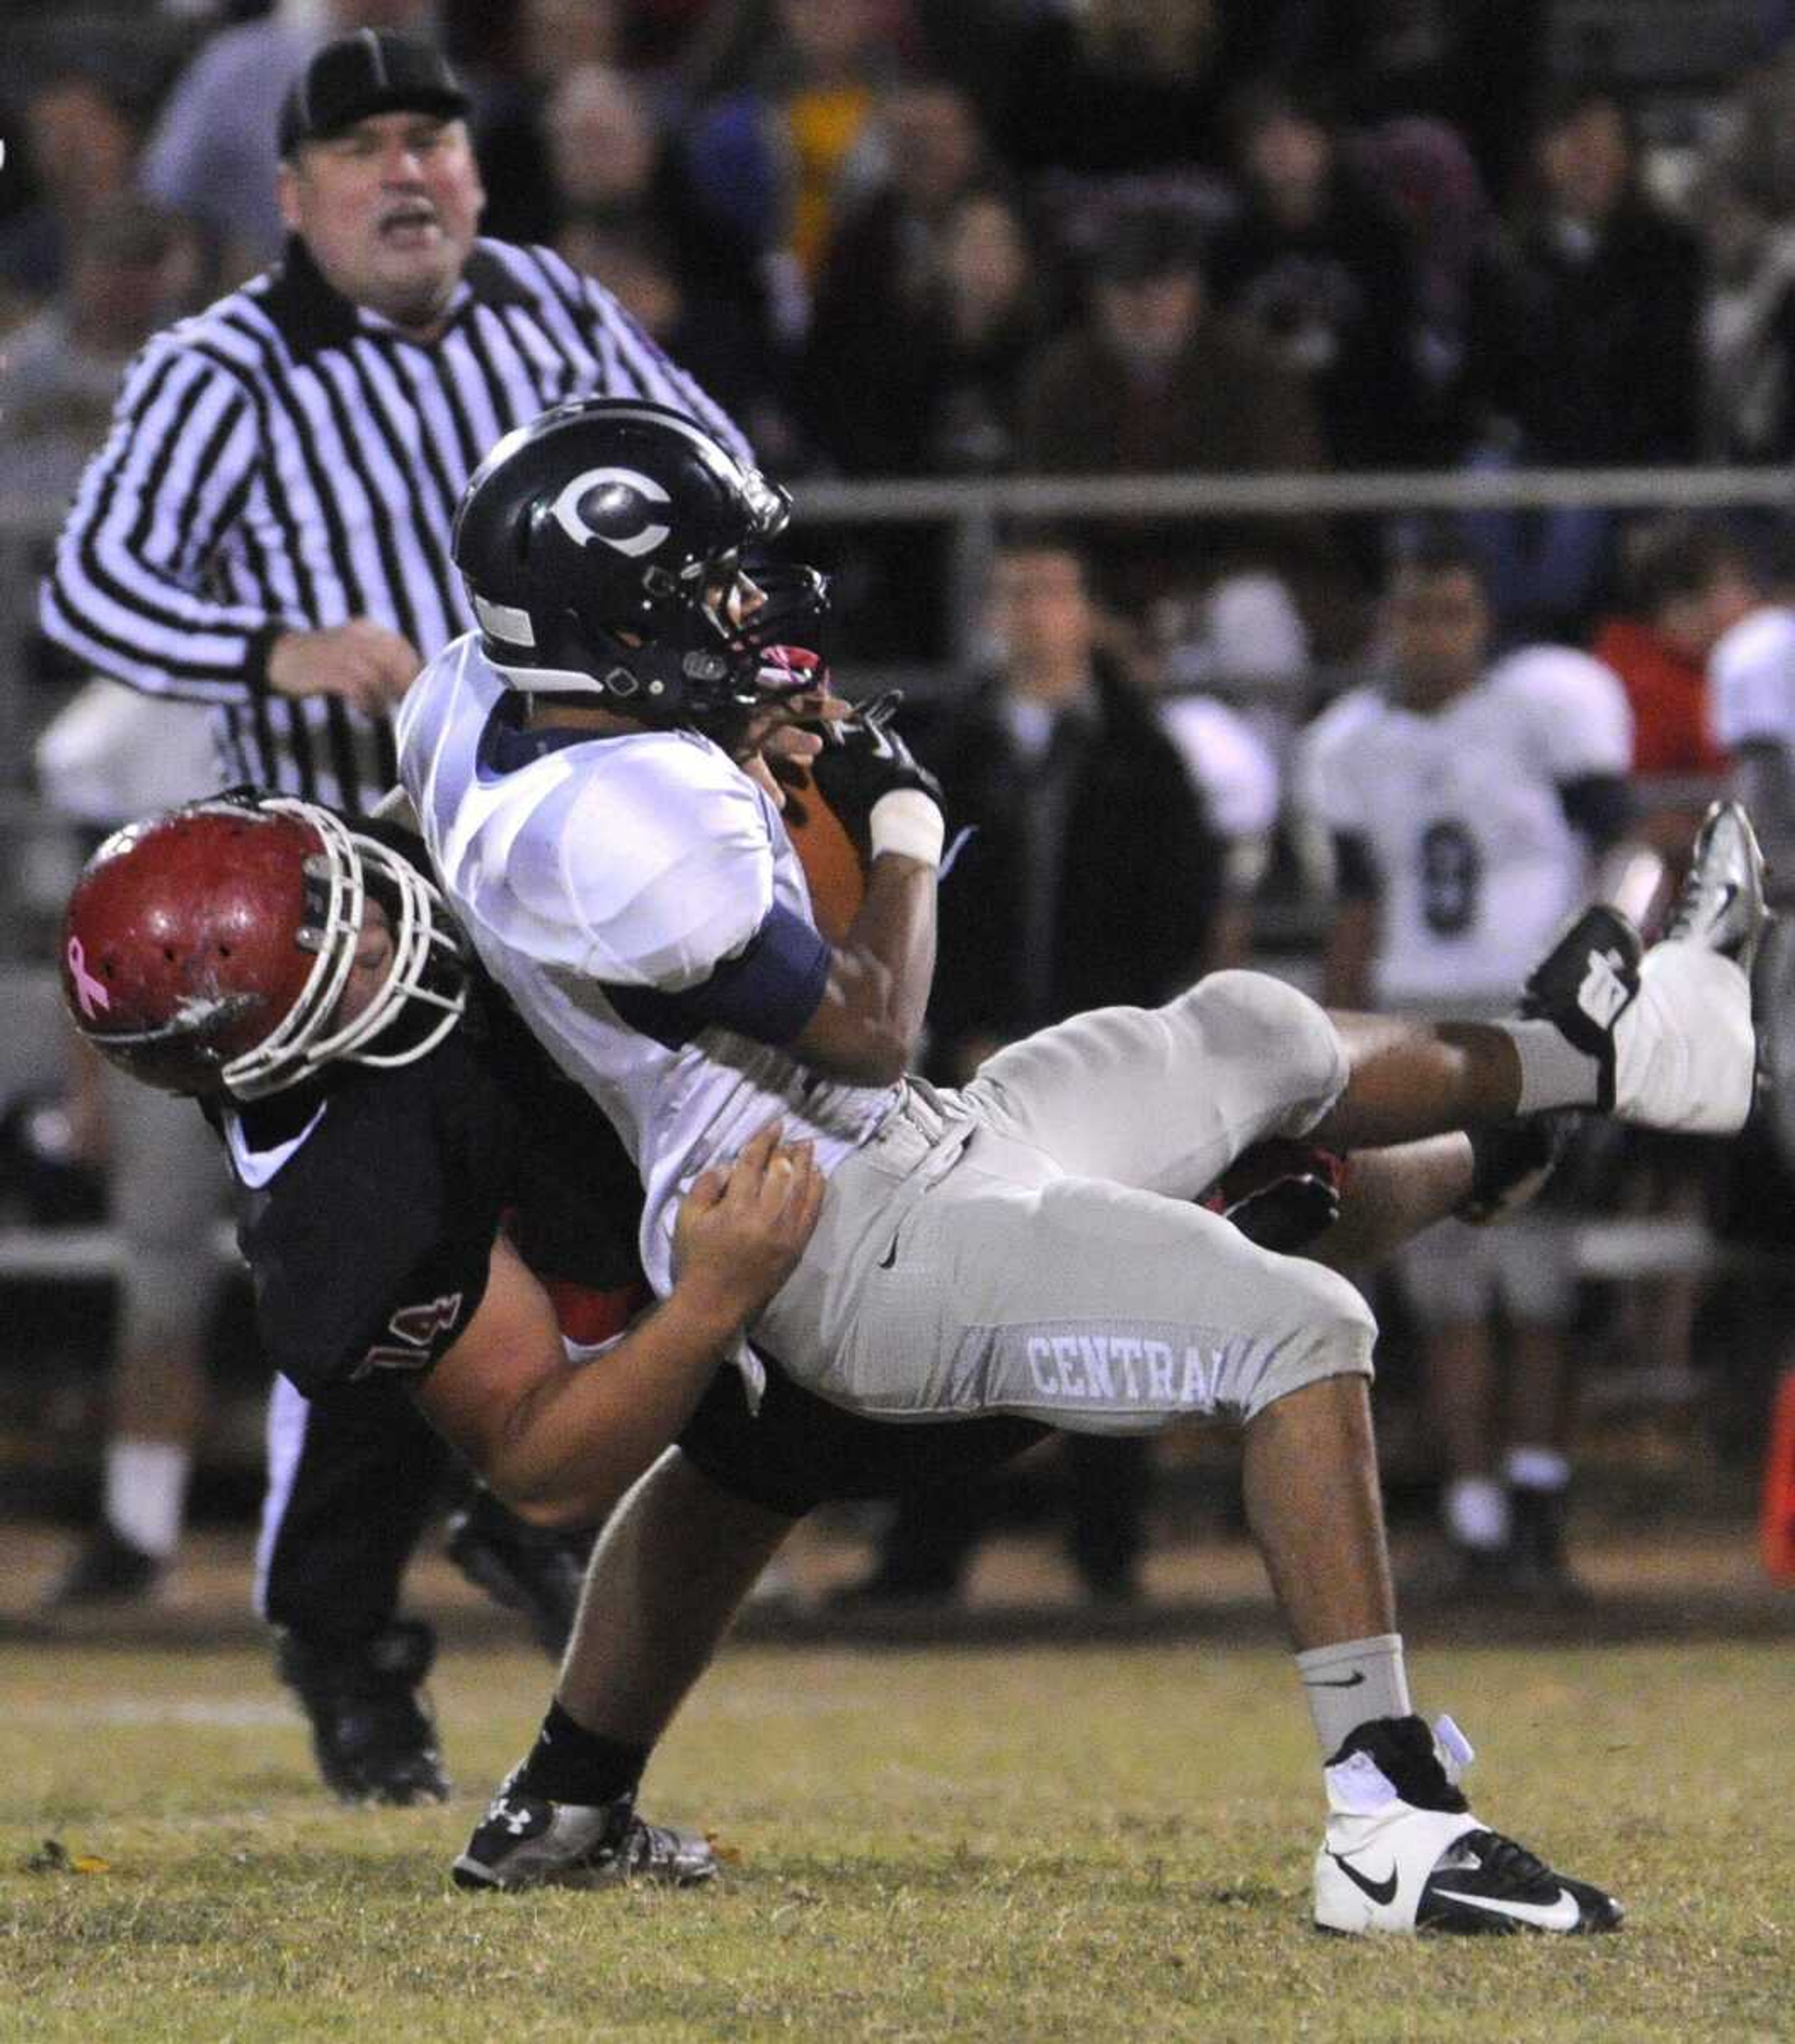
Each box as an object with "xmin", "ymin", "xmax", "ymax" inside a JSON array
[{"xmin": 6, "ymin": 458, "xmax": 1795, "ymax": 743}]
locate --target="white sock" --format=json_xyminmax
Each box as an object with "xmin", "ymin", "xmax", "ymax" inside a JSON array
[
  {"xmin": 1444, "ymin": 1474, "xmax": 1509, "ymax": 1550},
  {"xmin": 1296, "ymin": 1633, "xmax": 1412, "ymax": 1759},
  {"xmin": 1506, "ymin": 1446, "xmax": 1570, "ymax": 1493},
  {"xmin": 1504, "ymin": 1018, "xmax": 1601, "ymax": 1115},
  {"xmin": 104, "ymin": 1439, "xmax": 189, "ymax": 1560}
]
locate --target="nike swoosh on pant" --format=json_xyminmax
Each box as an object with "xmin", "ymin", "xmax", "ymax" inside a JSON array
[
  {"xmin": 1326, "ymin": 1851, "xmax": 1399, "ymax": 1906},
  {"xmin": 1430, "ymin": 1885, "xmax": 1582, "ymax": 1931}
]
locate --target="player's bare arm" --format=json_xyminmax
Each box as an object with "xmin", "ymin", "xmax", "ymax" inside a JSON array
[
  {"xmin": 782, "ymin": 694, "xmax": 945, "ymax": 1086},
  {"xmin": 411, "ymin": 1122, "xmax": 824, "ymax": 1529}
]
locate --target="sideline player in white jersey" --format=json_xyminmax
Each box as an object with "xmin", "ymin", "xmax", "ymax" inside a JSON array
[
  {"xmin": 1302, "ymin": 528, "xmax": 1650, "ymax": 1599},
  {"xmin": 398, "ymin": 398, "xmax": 1764, "ymax": 1936},
  {"xmin": 1709, "ymin": 559, "xmax": 1795, "ymax": 885}
]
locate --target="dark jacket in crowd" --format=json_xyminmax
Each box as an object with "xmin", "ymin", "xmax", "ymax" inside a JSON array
[
  {"xmin": 1476, "ymin": 198, "xmax": 1702, "ymax": 464},
  {"xmin": 803, "ymin": 187, "xmax": 1047, "ymax": 475},
  {"xmin": 922, "ymin": 655, "xmax": 1221, "ymax": 1078},
  {"xmin": 1208, "ymin": 171, "xmax": 1426, "ymax": 469}
]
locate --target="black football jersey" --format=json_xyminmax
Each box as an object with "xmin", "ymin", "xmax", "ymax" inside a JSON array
[{"xmin": 220, "ymin": 986, "xmax": 644, "ymax": 1397}]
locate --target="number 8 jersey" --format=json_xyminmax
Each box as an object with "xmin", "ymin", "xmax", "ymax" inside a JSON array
[{"xmin": 1301, "ymin": 646, "xmax": 1634, "ymax": 1011}]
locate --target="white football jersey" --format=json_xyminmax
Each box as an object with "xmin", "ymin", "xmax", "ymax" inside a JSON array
[
  {"xmin": 1710, "ymin": 604, "xmax": 1795, "ymax": 751},
  {"xmin": 1302, "ymin": 646, "xmax": 1632, "ymax": 1009},
  {"xmin": 396, "ymin": 634, "xmax": 901, "ymax": 1294},
  {"xmin": 1158, "ymin": 693, "xmax": 1282, "ymax": 841}
]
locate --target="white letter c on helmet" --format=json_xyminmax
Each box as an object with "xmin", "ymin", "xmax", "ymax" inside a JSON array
[{"xmin": 550, "ymin": 467, "xmax": 672, "ymax": 557}]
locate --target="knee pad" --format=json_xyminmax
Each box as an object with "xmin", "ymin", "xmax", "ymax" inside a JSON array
[
  {"xmin": 1173, "ymin": 971, "xmax": 1350, "ymax": 1137},
  {"xmin": 1232, "ymin": 1259, "xmax": 1379, "ymax": 1423}
]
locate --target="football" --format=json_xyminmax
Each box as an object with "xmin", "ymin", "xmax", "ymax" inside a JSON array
[{"xmin": 781, "ymin": 762, "xmax": 867, "ymax": 944}]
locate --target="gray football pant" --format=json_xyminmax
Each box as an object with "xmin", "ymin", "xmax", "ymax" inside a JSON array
[{"xmin": 753, "ymin": 972, "xmax": 1379, "ymax": 1433}]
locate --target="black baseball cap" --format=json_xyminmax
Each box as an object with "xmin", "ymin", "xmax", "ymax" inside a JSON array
[{"xmin": 278, "ymin": 29, "xmax": 470, "ymax": 158}]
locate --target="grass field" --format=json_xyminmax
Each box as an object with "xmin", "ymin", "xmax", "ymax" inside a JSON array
[{"xmin": 2, "ymin": 1627, "xmax": 1791, "ymax": 2043}]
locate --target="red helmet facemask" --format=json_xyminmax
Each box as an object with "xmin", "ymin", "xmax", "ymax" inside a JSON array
[{"xmin": 61, "ymin": 795, "xmax": 467, "ymax": 1100}]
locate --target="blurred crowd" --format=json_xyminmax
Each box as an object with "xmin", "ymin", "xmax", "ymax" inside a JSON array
[
  {"xmin": 0, "ymin": 6, "xmax": 1792, "ymax": 495},
  {"xmin": 3, "ymin": 0, "xmax": 1794, "ymax": 1616}
]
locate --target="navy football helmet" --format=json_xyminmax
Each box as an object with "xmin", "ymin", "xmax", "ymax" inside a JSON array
[{"xmin": 452, "ymin": 399, "xmax": 827, "ymax": 736}]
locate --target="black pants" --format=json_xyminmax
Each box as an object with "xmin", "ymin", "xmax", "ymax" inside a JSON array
[{"xmin": 258, "ymin": 1370, "xmax": 452, "ymax": 1647}]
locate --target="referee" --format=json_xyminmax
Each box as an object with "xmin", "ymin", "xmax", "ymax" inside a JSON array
[
  {"xmin": 43, "ymin": 28, "xmax": 748, "ymax": 817},
  {"xmin": 39, "ymin": 29, "xmax": 755, "ymax": 1803}
]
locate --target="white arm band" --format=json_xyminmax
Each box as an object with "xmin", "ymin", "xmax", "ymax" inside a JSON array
[{"xmin": 868, "ymin": 789, "xmax": 945, "ymax": 868}]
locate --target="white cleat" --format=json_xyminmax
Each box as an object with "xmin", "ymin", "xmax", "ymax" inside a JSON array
[
  {"xmin": 1522, "ymin": 803, "xmax": 1767, "ymax": 1136},
  {"xmin": 1659, "ymin": 799, "xmax": 1770, "ymax": 972},
  {"xmin": 1314, "ymin": 1715, "xmax": 1623, "ymax": 1937}
]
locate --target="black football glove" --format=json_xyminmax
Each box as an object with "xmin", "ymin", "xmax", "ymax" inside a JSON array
[
  {"xmin": 1202, "ymin": 1139, "xmax": 1346, "ymax": 1252},
  {"xmin": 806, "ymin": 691, "xmax": 946, "ymax": 856},
  {"xmin": 1458, "ymin": 1109, "xmax": 1580, "ymax": 1224}
]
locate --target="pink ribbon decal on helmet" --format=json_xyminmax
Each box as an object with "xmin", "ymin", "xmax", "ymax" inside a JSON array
[{"xmin": 66, "ymin": 936, "xmax": 111, "ymax": 1020}]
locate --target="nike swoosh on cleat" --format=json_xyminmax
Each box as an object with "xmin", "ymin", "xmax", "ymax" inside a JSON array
[
  {"xmin": 1302, "ymin": 1670, "xmax": 1365, "ymax": 1688},
  {"xmin": 1429, "ymin": 1885, "xmax": 1582, "ymax": 1931},
  {"xmin": 1326, "ymin": 1851, "xmax": 1399, "ymax": 1906}
]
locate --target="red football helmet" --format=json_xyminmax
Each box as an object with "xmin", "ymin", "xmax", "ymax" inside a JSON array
[{"xmin": 61, "ymin": 793, "xmax": 467, "ymax": 1099}]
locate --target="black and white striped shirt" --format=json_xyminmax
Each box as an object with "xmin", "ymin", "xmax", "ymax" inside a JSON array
[{"xmin": 41, "ymin": 236, "xmax": 749, "ymax": 817}]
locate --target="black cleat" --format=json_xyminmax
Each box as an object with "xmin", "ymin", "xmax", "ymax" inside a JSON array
[
  {"xmin": 444, "ymin": 1489, "xmax": 594, "ymax": 1658},
  {"xmin": 40, "ymin": 1523, "xmax": 164, "ymax": 1609},
  {"xmin": 277, "ymin": 1620, "xmax": 449, "ymax": 1806},
  {"xmin": 1507, "ymin": 1486, "xmax": 1592, "ymax": 1607},
  {"xmin": 1460, "ymin": 1112, "xmax": 1579, "ymax": 1224},
  {"xmin": 1520, "ymin": 906, "xmax": 1643, "ymax": 1113},
  {"xmin": 452, "ymin": 1775, "xmax": 718, "ymax": 1893}
]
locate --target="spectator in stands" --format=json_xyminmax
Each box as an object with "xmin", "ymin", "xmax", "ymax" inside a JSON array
[
  {"xmin": 467, "ymin": 0, "xmax": 632, "ymax": 247},
  {"xmin": 1463, "ymin": 85, "xmax": 1702, "ymax": 636},
  {"xmin": 1018, "ymin": 201, "xmax": 1320, "ymax": 479},
  {"xmin": 138, "ymin": 0, "xmax": 436, "ymax": 281},
  {"xmin": 560, "ymin": 219, "xmax": 805, "ymax": 472},
  {"xmin": 1705, "ymin": 33, "xmax": 1795, "ymax": 223},
  {"xmin": 801, "ymin": 80, "xmax": 998, "ymax": 472},
  {"xmin": 682, "ymin": 0, "xmax": 900, "ymax": 345},
  {"xmin": 1304, "ymin": 526, "xmax": 1642, "ymax": 1600},
  {"xmin": 1693, "ymin": 162, "xmax": 1795, "ymax": 467},
  {"xmin": 1209, "ymin": 79, "xmax": 1427, "ymax": 470},
  {"xmin": 0, "ymin": 198, "xmax": 207, "ymax": 509},
  {"xmin": 925, "ymin": 0, "xmax": 1286, "ymax": 180},
  {"xmin": 839, "ymin": 529, "xmax": 1223, "ymax": 1607},
  {"xmin": 1266, "ymin": 0, "xmax": 1544, "ymax": 204},
  {"xmin": 1592, "ymin": 517, "xmax": 1744, "ymax": 834},
  {"xmin": 541, "ymin": 65, "xmax": 764, "ymax": 338},
  {"xmin": 1016, "ymin": 200, "xmax": 1324, "ymax": 615},
  {"xmin": 915, "ymin": 187, "xmax": 1053, "ymax": 475},
  {"xmin": 1350, "ymin": 114, "xmax": 1501, "ymax": 463},
  {"xmin": 0, "ymin": 66, "xmax": 146, "ymax": 317}
]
